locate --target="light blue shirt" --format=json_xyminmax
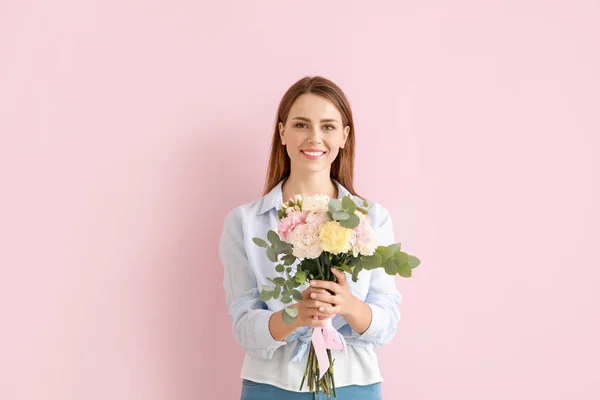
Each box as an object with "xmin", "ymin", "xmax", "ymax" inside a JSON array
[{"xmin": 218, "ymin": 178, "xmax": 402, "ymax": 389}]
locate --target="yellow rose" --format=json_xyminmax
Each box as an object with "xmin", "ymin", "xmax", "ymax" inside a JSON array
[{"xmin": 319, "ymin": 221, "xmax": 353, "ymax": 254}]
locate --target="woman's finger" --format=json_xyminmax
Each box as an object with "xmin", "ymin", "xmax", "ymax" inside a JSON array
[{"xmin": 309, "ymin": 291, "xmax": 336, "ymax": 304}]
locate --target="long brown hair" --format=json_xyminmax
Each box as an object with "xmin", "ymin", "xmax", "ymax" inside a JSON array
[{"xmin": 263, "ymin": 76, "xmax": 362, "ymax": 199}]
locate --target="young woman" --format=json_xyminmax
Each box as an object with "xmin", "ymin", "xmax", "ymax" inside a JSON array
[{"xmin": 219, "ymin": 76, "xmax": 402, "ymax": 400}]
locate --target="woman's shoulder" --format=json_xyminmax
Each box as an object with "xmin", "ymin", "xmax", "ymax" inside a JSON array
[{"xmin": 222, "ymin": 192, "xmax": 273, "ymax": 227}]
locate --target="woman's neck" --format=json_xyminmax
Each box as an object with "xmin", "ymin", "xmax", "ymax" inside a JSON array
[{"xmin": 281, "ymin": 172, "xmax": 338, "ymax": 201}]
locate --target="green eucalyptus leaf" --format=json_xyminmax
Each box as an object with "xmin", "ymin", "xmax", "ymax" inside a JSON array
[
  {"xmin": 261, "ymin": 285, "xmax": 274, "ymax": 291},
  {"xmin": 383, "ymin": 259, "xmax": 397, "ymax": 275},
  {"xmin": 397, "ymin": 262, "xmax": 412, "ymax": 277},
  {"xmin": 285, "ymin": 280, "xmax": 294, "ymax": 291},
  {"xmin": 253, "ymin": 238, "xmax": 269, "ymax": 248},
  {"xmin": 282, "ymin": 295, "xmax": 292, "ymax": 304},
  {"xmin": 376, "ymin": 246, "xmax": 393, "ymax": 262},
  {"xmin": 342, "ymin": 196, "xmax": 357, "ymax": 214},
  {"xmin": 392, "ymin": 251, "xmax": 408, "ymax": 265},
  {"xmin": 295, "ymin": 270, "xmax": 307, "ymax": 283},
  {"xmin": 266, "ymin": 247, "xmax": 277, "ymax": 263},
  {"xmin": 326, "ymin": 211, "xmax": 334, "ymax": 221},
  {"xmin": 282, "ymin": 254, "xmax": 296, "ymax": 266},
  {"xmin": 281, "ymin": 243, "xmax": 293, "ymax": 255},
  {"xmin": 337, "ymin": 264, "xmax": 352, "ymax": 274},
  {"xmin": 339, "ymin": 213, "xmax": 360, "ymax": 229},
  {"xmin": 328, "ymin": 199, "xmax": 342, "ymax": 213},
  {"xmin": 275, "ymin": 264, "xmax": 285, "ymax": 273},
  {"xmin": 407, "ymin": 254, "xmax": 421, "ymax": 269},
  {"xmin": 267, "ymin": 230, "xmax": 281, "ymax": 245},
  {"xmin": 361, "ymin": 252, "xmax": 382, "ymax": 270},
  {"xmin": 282, "ymin": 307, "xmax": 298, "ymax": 324},
  {"xmin": 291, "ymin": 289, "xmax": 302, "ymax": 301},
  {"xmin": 273, "ymin": 285, "xmax": 281, "ymax": 298},
  {"xmin": 332, "ymin": 211, "xmax": 350, "ymax": 220},
  {"xmin": 356, "ymin": 207, "xmax": 369, "ymax": 215},
  {"xmin": 284, "ymin": 306, "xmax": 299, "ymax": 317},
  {"xmin": 273, "ymin": 277, "xmax": 286, "ymax": 285},
  {"xmin": 259, "ymin": 290, "xmax": 273, "ymax": 302},
  {"xmin": 389, "ymin": 243, "xmax": 402, "ymax": 253}
]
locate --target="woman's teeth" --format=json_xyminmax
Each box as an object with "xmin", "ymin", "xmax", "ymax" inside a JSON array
[{"xmin": 302, "ymin": 151, "xmax": 325, "ymax": 157}]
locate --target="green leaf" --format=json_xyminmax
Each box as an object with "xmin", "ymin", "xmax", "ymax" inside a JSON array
[
  {"xmin": 383, "ymin": 259, "xmax": 397, "ymax": 275},
  {"xmin": 261, "ymin": 285, "xmax": 274, "ymax": 291},
  {"xmin": 328, "ymin": 199, "xmax": 342, "ymax": 213},
  {"xmin": 342, "ymin": 196, "xmax": 357, "ymax": 214},
  {"xmin": 273, "ymin": 277, "xmax": 286, "ymax": 285},
  {"xmin": 282, "ymin": 254, "xmax": 296, "ymax": 266},
  {"xmin": 266, "ymin": 247, "xmax": 277, "ymax": 262},
  {"xmin": 273, "ymin": 285, "xmax": 281, "ymax": 298},
  {"xmin": 282, "ymin": 295, "xmax": 292, "ymax": 304},
  {"xmin": 277, "ymin": 209, "xmax": 285, "ymax": 219},
  {"xmin": 397, "ymin": 262, "xmax": 412, "ymax": 277},
  {"xmin": 294, "ymin": 270, "xmax": 307, "ymax": 283},
  {"xmin": 389, "ymin": 243, "xmax": 402, "ymax": 253},
  {"xmin": 392, "ymin": 251, "xmax": 408, "ymax": 265},
  {"xmin": 292, "ymin": 289, "xmax": 302, "ymax": 301},
  {"xmin": 407, "ymin": 254, "xmax": 421, "ymax": 269},
  {"xmin": 259, "ymin": 290, "xmax": 273, "ymax": 301},
  {"xmin": 332, "ymin": 211, "xmax": 350, "ymax": 220},
  {"xmin": 337, "ymin": 264, "xmax": 352, "ymax": 274},
  {"xmin": 267, "ymin": 230, "xmax": 281, "ymax": 245},
  {"xmin": 281, "ymin": 243, "xmax": 293, "ymax": 255},
  {"xmin": 282, "ymin": 307, "xmax": 298, "ymax": 324},
  {"xmin": 339, "ymin": 213, "xmax": 360, "ymax": 229},
  {"xmin": 285, "ymin": 280, "xmax": 294, "ymax": 291},
  {"xmin": 326, "ymin": 211, "xmax": 334, "ymax": 221},
  {"xmin": 284, "ymin": 306, "xmax": 299, "ymax": 318},
  {"xmin": 376, "ymin": 246, "xmax": 393, "ymax": 262},
  {"xmin": 361, "ymin": 252, "xmax": 382, "ymax": 270},
  {"xmin": 275, "ymin": 264, "xmax": 284, "ymax": 273},
  {"xmin": 252, "ymin": 238, "xmax": 269, "ymax": 248},
  {"xmin": 356, "ymin": 207, "xmax": 369, "ymax": 215}
]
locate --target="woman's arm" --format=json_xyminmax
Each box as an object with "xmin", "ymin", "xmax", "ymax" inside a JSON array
[{"xmin": 220, "ymin": 209, "xmax": 288, "ymax": 360}]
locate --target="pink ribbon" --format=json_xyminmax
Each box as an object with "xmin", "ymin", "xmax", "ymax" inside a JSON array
[{"xmin": 311, "ymin": 318, "xmax": 348, "ymax": 380}]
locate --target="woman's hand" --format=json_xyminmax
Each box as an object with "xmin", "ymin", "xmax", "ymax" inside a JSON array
[
  {"xmin": 288, "ymin": 285, "xmax": 338, "ymax": 328},
  {"xmin": 307, "ymin": 268, "xmax": 361, "ymax": 319}
]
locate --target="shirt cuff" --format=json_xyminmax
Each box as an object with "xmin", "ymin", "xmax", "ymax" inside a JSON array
[
  {"xmin": 254, "ymin": 310, "xmax": 288, "ymax": 352},
  {"xmin": 349, "ymin": 303, "xmax": 386, "ymax": 343}
]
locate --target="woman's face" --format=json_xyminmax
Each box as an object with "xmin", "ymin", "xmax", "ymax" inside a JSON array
[{"xmin": 279, "ymin": 93, "xmax": 350, "ymax": 174}]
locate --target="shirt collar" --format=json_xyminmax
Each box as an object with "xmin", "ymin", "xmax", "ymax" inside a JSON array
[{"xmin": 258, "ymin": 178, "xmax": 350, "ymax": 215}]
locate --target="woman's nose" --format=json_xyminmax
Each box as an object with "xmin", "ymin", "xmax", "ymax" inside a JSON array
[{"xmin": 308, "ymin": 126, "xmax": 323, "ymax": 143}]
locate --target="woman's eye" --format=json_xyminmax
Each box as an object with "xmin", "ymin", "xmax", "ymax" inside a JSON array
[
  {"xmin": 323, "ymin": 125, "xmax": 335, "ymax": 131},
  {"xmin": 295, "ymin": 123, "xmax": 308, "ymax": 129}
]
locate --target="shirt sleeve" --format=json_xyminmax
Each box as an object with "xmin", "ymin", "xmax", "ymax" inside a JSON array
[
  {"xmin": 348, "ymin": 204, "xmax": 403, "ymax": 347},
  {"xmin": 219, "ymin": 208, "xmax": 288, "ymax": 359}
]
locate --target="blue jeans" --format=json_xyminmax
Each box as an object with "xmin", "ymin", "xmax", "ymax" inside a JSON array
[{"xmin": 240, "ymin": 379, "xmax": 382, "ymax": 400}]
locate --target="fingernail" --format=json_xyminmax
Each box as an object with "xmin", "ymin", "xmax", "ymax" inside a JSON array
[
  {"xmin": 311, "ymin": 293, "xmax": 317, "ymax": 299},
  {"xmin": 319, "ymin": 307, "xmax": 324, "ymax": 312}
]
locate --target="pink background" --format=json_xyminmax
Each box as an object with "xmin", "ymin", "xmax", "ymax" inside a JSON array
[{"xmin": 1, "ymin": 1, "xmax": 599, "ymax": 399}]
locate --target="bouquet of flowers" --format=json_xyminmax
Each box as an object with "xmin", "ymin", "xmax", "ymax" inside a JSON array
[{"xmin": 252, "ymin": 193, "xmax": 420, "ymax": 397}]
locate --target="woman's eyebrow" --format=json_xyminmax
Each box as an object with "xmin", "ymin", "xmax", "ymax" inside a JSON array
[{"xmin": 291, "ymin": 116, "xmax": 339, "ymax": 123}]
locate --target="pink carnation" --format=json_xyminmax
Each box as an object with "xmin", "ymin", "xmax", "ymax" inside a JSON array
[
  {"xmin": 350, "ymin": 213, "xmax": 376, "ymax": 256},
  {"xmin": 278, "ymin": 210, "xmax": 308, "ymax": 242}
]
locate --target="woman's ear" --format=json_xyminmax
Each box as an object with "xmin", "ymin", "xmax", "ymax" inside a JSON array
[
  {"xmin": 279, "ymin": 122, "xmax": 286, "ymax": 145},
  {"xmin": 342, "ymin": 125, "xmax": 350, "ymax": 148}
]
